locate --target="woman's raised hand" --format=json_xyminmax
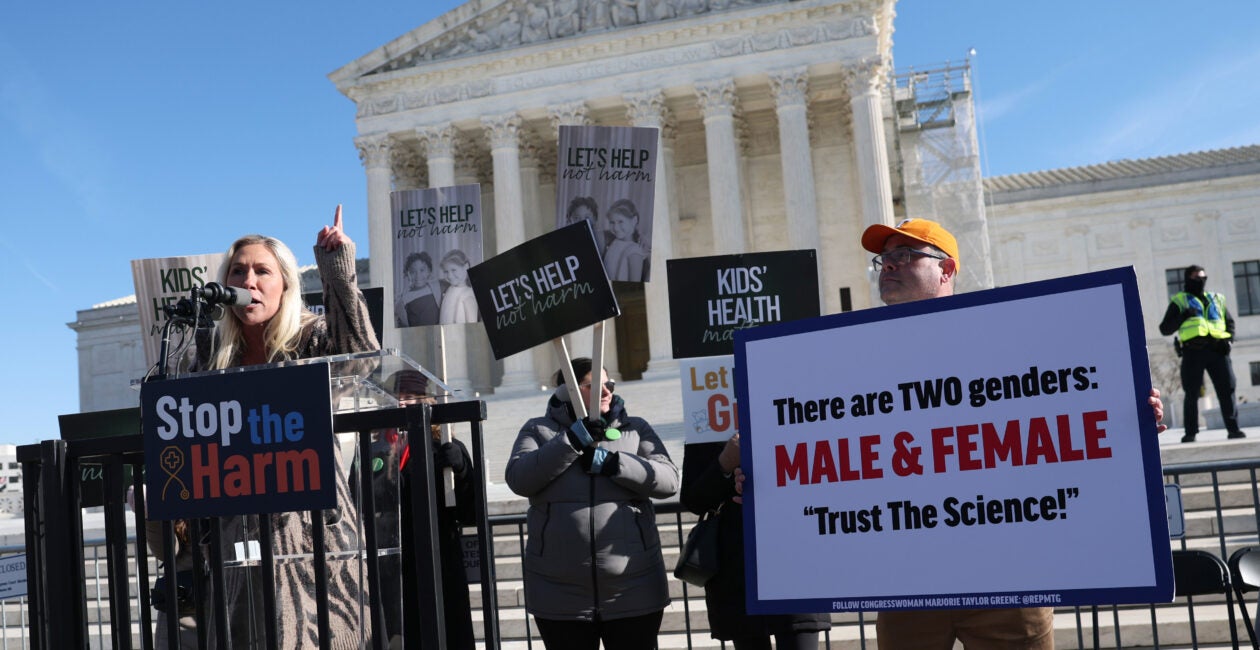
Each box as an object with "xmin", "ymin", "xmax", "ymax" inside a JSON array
[{"xmin": 317, "ymin": 204, "xmax": 352, "ymax": 252}]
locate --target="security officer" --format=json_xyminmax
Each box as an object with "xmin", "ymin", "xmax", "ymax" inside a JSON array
[{"xmin": 1159, "ymin": 265, "xmax": 1245, "ymax": 442}]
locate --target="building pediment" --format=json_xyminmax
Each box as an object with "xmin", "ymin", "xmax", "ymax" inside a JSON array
[{"xmin": 336, "ymin": 0, "xmax": 805, "ymax": 80}]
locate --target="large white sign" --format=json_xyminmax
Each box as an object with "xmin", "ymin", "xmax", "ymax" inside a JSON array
[{"xmin": 734, "ymin": 268, "xmax": 1172, "ymax": 614}]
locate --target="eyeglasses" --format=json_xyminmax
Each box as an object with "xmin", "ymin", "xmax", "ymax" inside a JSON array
[
  {"xmin": 871, "ymin": 248, "xmax": 947, "ymax": 271},
  {"xmin": 579, "ymin": 380, "xmax": 616, "ymax": 393}
]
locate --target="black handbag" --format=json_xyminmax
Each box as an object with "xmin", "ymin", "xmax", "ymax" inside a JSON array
[{"xmin": 673, "ymin": 507, "xmax": 721, "ymax": 587}]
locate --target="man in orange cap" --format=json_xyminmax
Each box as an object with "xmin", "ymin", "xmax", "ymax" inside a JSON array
[
  {"xmin": 860, "ymin": 218, "xmax": 1167, "ymax": 648},
  {"xmin": 861, "ymin": 217, "xmax": 1054, "ymax": 649}
]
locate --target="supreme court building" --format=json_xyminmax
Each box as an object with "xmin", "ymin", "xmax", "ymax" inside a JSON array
[
  {"xmin": 69, "ymin": 0, "xmax": 1260, "ymax": 429},
  {"xmin": 328, "ymin": 0, "xmax": 969, "ymax": 394}
]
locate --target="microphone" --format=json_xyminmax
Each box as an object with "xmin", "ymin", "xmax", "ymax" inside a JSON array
[{"xmin": 199, "ymin": 282, "xmax": 253, "ymax": 308}]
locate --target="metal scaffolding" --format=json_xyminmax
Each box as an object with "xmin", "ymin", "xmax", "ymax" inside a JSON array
[{"xmin": 892, "ymin": 61, "xmax": 994, "ymax": 293}]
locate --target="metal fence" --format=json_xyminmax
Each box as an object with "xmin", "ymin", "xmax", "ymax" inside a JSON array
[{"xmin": 13, "ymin": 431, "xmax": 1260, "ymax": 649}]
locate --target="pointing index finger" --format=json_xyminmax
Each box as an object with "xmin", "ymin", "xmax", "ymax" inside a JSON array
[{"xmin": 333, "ymin": 204, "xmax": 343, "ymax": 230}]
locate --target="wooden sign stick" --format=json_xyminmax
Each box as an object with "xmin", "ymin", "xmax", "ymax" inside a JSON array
[
  {"xmin": 551, "ymin": 337, "xmax": 587, "ymax": 420},
  {"xmin": 589, "ymin": 321, "xmax": 606, "ymax": 420}
]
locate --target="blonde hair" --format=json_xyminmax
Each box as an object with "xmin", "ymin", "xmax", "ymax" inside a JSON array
[{"xmin": 209, "ymin": 234, "xmax": 315, "ymax": 369}]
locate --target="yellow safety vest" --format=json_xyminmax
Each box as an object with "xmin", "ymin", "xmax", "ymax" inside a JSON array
[{"xmin": 1171, "ymin": 292, "xmax": 1231, "ymax": 342}]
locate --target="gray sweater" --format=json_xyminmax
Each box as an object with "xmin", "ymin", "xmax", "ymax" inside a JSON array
[
  {"xmin": 505, "ymin": 391, "xmax": 679, "ymax": 622},
  {"xmin": 192, "ymin": 241, "xmax": 379, "ymax": 649}
]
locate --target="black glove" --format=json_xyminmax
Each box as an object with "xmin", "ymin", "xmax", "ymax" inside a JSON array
[
  {"xmin": 434, "ymin": 442, "xmax": 467, "ymax": 478},
  {"xmin": 584, "ymin": 418, "xmax": 608, "ymax": 440},
  {"xmin": 1218, "ymin": 338, "xmax": 1233, "ymax": 355},
  {"xmin": 579, "ymin": 447, "xmax": 620, "ymax": 476}
]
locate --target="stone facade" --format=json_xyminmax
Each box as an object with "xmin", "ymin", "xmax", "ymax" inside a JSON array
[
  {"xmin": 984, "ymin": 146, "xmax": 1260, "ymax": 422},
  {"xmin": 330, "ymin": 0, "xmax": 900, "ymax": 391},
  {"xmin": 66, "ymin": 0, "xmax": 1260, "ymax": 432}
]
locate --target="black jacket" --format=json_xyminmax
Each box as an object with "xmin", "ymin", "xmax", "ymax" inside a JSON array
[{"xmin": 680, "ymin": 441, "xmax": 830, "ymax": 640}]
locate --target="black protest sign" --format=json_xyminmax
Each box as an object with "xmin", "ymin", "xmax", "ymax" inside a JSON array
[
  {"xmin": 468, "ymin": 220, "xmax": 619, "ymax": 360},
  {"xmin": 304, "ymin": 287, "xmax": 384, "ymax": 344},
  {"xmin": 667, "ymin": 249, "xmax": 820, "ymax": 359},
  {"xmin": 142, "ymin": 363, "xmax": 337, "ymax": 520},
  {"xmin": 58, "ymin": 407, "xmax": 142, "ymax": 508}
]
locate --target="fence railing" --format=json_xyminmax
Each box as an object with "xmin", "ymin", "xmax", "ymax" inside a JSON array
[{"xmin": 13, "ymin": 424, "xmax": 1260, "ymax": 649}]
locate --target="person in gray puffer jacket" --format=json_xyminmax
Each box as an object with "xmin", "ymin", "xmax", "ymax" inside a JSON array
[{"xmin": 505, "ymin": 357, "xmax": 679, "ymax": 650}]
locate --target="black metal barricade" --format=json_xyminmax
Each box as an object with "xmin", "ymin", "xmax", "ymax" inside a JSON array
[{"xmin": 19, "ymin": 400, "xmax": 493, "ymax": 650}]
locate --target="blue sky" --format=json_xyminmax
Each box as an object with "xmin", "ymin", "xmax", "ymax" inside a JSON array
[{"xmin": 1, "ymin": 1, "xmax": 1257, "ymax": 445}]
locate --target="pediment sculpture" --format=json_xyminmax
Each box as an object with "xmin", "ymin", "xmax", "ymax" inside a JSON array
[{"xmin": 371, "ymin": 0, "xmax": 786, "ymax": 74}]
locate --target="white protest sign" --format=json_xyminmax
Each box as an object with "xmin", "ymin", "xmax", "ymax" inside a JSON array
[
  {"xmin": 0, "ymin": 554, "xmax": 27, "ymax": 600},
  {"xmin": 131, "ymin": 254, "xmax": 225, "ymax": 370},
  {"xmin": 680, "ymin": 355, "xmax": 739, "ymax": 444},
  {"xmin": 734, "ymin": 268, "xmax": 1172, "ymax": 614}
]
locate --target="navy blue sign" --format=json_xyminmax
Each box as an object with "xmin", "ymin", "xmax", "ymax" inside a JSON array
[
  {"xmin": 142, "ymin": 363, "xmax": 336, "ymax": 520},
  {"xmin": 667, "ymin": 249, "xmax": 821, "ymax": 359},
  {"xmin": 468, "ymin": 220, "xmax": 619, "ymax": 359}
]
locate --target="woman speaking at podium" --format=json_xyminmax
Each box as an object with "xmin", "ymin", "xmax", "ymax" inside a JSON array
[{"xmin": 195, "ymin": 205, "xmax": 378, "ymax": 648}]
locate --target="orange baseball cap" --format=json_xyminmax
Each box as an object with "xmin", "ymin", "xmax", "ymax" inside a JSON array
[{"xmin": 861, "ymin": 218, "xmax": 960, "ymax": 270}]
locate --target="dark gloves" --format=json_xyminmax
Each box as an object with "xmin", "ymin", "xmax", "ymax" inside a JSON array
[
  {"xmin": 434, "ymin": 442, "xmax": 468, "ymax": 478},
  {"xmin": 1217, "ymin": 338, "xmax": 1233, "ymax": 355},
  {"xmin": 566, "ymin": 418, "xmax": 609, "ymax": 448},
  {"xmin": 567, "ymin": 419, "xmax": 619, "ymax": 476},
  {"xmin": 579, "ymin": 447, "xmax": 620, "ymax": 476}
]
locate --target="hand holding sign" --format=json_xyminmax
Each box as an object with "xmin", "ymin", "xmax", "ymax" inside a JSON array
[{"xmin": 317, "ymin": 204, "xmax": 350, "ymax": 252}]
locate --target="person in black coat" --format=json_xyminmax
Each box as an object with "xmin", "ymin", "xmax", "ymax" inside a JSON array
[
  {"xmin": 387, "ymin": 370, "xmax": 478, "ymax": 650},
  {"xmin": 680, "ymin": 433, "xmax": 830, "ymax": 649}
]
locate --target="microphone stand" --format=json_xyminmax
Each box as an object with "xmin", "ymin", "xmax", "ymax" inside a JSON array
[{"xmin": 149, "ymin": 290, "xmax": 216, "ymax": 382}]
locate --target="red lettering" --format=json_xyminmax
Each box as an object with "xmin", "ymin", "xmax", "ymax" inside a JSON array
[
  {"xmin": 1083, "ymin": 410, "xmax": 1112, "ymax": 459},
  {"xmin": 775, "ymin": 443, "xmax": 809, "ymax": 487},
  {"xmin": 191, "ymin": 444, "xmax": 221, "ymax": 499},
  {"xmin": 707, "ymin": 394, "xmax": 736, "ymax": 433},
  {"xmin": 859, "ymin": 435, "xmax": 883, "ymax": 479},
  {"xmin": 1056, "ymin": 414, "xmax": 1084, "ymax": 462},
  {"xmin": 223, "ymin": 454, "xmax": 250, "ymax": 497},
  {"xmin": 982, "ymin": 420, "xmax": 1023, "ymax": 468},
  {"xmin": 956, "ymin": 424, "xmax": 981, "ymax": 470},
  {"xmin": 275, "ymin": 449, "xmax": 320, "ymax": 492},
  {"xmin": 1024, "ymin": 417, "xmax": 1058, "ymax": 465},
  {"xmin": 813, "ymin": 440, "xmax": 839, "ymax": 484},
  {"xmin": 253, "ymin": 452, "xmax": 272, "ymax": 495}
]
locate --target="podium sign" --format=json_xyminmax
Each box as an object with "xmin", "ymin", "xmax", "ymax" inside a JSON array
[{"xmin": 142, "ymin": 363, "xmax": 337, "ymax": 520}]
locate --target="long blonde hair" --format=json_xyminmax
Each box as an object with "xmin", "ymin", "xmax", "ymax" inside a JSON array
[{"xmin": 209, "ymin": 234, "xmax": 315, "ymax": 369}]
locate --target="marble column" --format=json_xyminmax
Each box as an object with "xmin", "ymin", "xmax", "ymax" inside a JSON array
[
  {"xmin": 770, "ymin": 68, "xmax": 821, "ymax": 253},
  {"xmin": 626, "ymin": 91, "xmax": 679, "ymax": 378},
  {"xmin": 482, "ymin": 113, "xmax": 538, "ymax": 391},
  {"xmin": 416, "ymin": 124, "xmax": 473, "ymax": 396},
  {"xmin": 845, "ymin": 58, "xmax": 896, "ymax": 232},
  {"xmin": 355, "ymin": 134, "xmax": 400, "ymax": 350},
  {"xmin": 695, "ymin": 79, "xmax": 747, "ymax": 255}
]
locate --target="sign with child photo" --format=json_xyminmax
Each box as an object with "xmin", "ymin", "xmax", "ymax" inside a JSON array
[
  {"xmin": 391, "ymin": 184, "xmax": 484, "ymax": 328},
  {"xmin": 733, "ymin": 267, "xmax": 1173, "ymax": 613},
  {"xmin": 468, "ymin": 220, "xmax": 619, "ymax": 360},
  {"xmin": 556, "ymin": 125, "xmax": 658, "ymax": 283}
]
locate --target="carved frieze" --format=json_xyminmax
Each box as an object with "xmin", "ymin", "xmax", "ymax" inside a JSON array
[
  {"xmin": 354, "ymin": 10, "xmax": 879, "ymax": 118},
  {"xmin": 370, "ymin": 0, "xmax": 795, "ymax": 74}
]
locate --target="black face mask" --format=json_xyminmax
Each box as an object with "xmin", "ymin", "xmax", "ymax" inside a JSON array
[{"xmin": 1186, "ymin": 278, "xmax": 1206, "ymax": 294}]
